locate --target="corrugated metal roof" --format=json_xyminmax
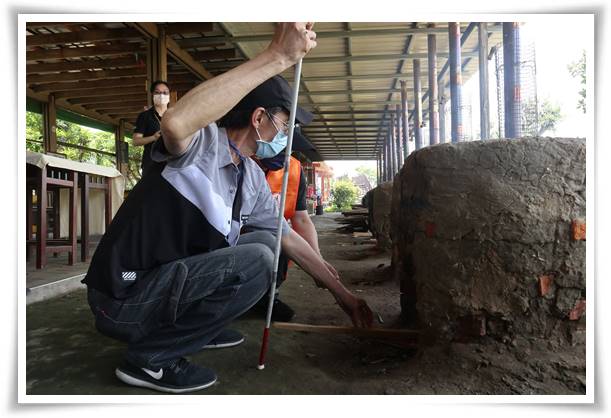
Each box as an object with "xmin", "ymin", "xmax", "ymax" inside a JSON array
[{"xmin": 25, "ymin": 21, "xmax": 503, "ymax": 160}]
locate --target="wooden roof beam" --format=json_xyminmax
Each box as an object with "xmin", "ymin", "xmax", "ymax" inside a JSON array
[
  {"xmin": 27, "ymin": 68, "xmax": 145, "ymax": 83},
  {"xmin": 164, "ymin": 23, "xmax": 214, "ymax": 35},
  {"xmin": 31, "ymin": 76, "xmax": 147, "ymax": 93},
  {"xmin": 27, "ymin": 43, "xmax": 145, "ymax": 61},
  {"xmin": 26, "ymin": 28, "xmax": 143, "ymax": 47},
  {"xmin": 131, "ymin": 22, "xmax": 214, "ymax": 80},
  {"xmin": 26, "ymin": 57, "xmax": 144, "ymax": 73}
]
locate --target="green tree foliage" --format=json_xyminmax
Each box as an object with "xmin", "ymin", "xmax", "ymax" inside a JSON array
[
  {"xmin": 568, "ymin": 50, "xmax": 586, "ymax": 114},
  {"xmin": 329, "ymin": 179, "xmax": 359, "ymax": 212},
  {"xmin": 522, "ymin": 98, "xmax": 563, "ymax": 136},
  {"xmin": 355, "ymin": 165, "xmax": 377, "ymax": 187},
  {"xmin": 25, "ymin": 111, "xmax": 142, "ymax": 189}
]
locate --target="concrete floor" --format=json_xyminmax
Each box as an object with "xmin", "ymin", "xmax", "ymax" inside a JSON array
[{"xmin": 25, "ymin": 213, "xmax": 585, "ymax": 395}]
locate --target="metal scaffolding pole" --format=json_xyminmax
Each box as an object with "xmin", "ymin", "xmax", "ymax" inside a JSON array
[
  {"xmin": 478, "ymin": 22, "xmax": 491, "ymax": 140},
  {"xmin": 389, "ymin": 111, "xmax": 397, "ymax": 174},
  {"xmin": 439, "ymin": 93, "xmax": 446, "ymax": 143},
  {"xmin": 376, "ymin": 153, "xmax": 380, "ymax": 184},
  {"xmin": 384, "ymin": 133, "xmax": 390, "ymax": 181},
  {"xmin": 503, "ymin": 22, "xmax": 522, "ymax": 139},
  {"xmin": 428, "ymin": 28, "xmax": 440, "ymax": 145},
  {"xmin": 400, "ymin": 80, "xmax": 410, "ymax": 159},
  {"xmin": 395, "ymin": 104, "xmax": 403, "ymax": 169},
  {"xmin": 413, "ymin": 58, "xmax": 423, "ymax": 149},
  {"xmin": 449, "ymin": 22, "xmax": 464, "ymax": 143}
]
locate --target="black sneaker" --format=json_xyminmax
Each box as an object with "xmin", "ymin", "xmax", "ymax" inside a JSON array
[
  {"xmin": 203, "ymin": 329, "xmax": 244, "ymax": 349},
  {"xmin": 254, "ymin": 297, "xmax": 296, "ymax": 322},
  {"xmin": 115, "ymin": 358, "xmax": 217, "ymax": 394}
]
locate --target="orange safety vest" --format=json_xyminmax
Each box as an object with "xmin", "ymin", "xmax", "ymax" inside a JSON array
[{"xmin": 266, "ymin": 156, "xmax": 301, "ymax": 220}]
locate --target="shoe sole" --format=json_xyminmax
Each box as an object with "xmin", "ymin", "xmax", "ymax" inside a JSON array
[
  {"xmin": 202, "ymin": 336, "xmax": 244, "ymax": 349},
  {"xmin": 115, "ymin": 368, "xmax": 217, "ymax": 394}
]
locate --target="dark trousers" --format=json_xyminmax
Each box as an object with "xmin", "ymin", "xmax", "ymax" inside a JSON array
[{"xmin": 87, "ymin": 231, "xmax": 275, "ymax": 370}]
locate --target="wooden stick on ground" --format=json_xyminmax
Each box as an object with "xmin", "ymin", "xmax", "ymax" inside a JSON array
[{"xmin": 272, "ymin": 322, "xmax": 419, "ymax": 342}]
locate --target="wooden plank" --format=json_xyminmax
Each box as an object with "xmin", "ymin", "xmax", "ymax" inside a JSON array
[
  {"xmin": 272, "ymin": 322, "xmax": 419, "ymax": 340},
  {"xmin": 27, "ymin": 57, "xmax": 144, "ymax": 74},
  {"xmin": 175, "ymin": 38, "xmax": 226, "ymax": 49},
  {"xmin": 165, "ymin": 36, "xmax": 214, "ymax": 80},
  {"xmin": 131, "ymin": 22, "xmax": 158, "ymax": 39},
  {"xmin": 27, "ymin": 28, "xmax": 143, "ymax": 47},
  {"xmin": 27, "ymin": 68, "xmax": 146, "ymax": 83},
  {"xmin": 84, "ymin": 100, "xmax": 147, "ymax": 111},
  {"xmin": 190, "ymin": 49, "xmax": 236, "ymax": 61},
  {"xmin": 68, "ymin": 93, "xmax": 146, "ymax": 105},
  {"xmin": 53, "ymin": 85, "xmax": 145, "ymax": 99},
  {"xmin": 27, "ymin": 43, "xmax": 145, "ymax": 61},
  {"xmin": 31, "ymin": 76, "xmax": 147, "ymax": 93},
  {"xmin": 26, "ymin": 89, "xmax": 123, "ymax": 125},
  {"xmin": 164, "ymin": 22, "xmax": 214, "ymax": 35}
]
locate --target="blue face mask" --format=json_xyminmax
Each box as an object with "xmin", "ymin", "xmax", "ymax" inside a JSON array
[{"xmin": 255, "ymin": 119, "xmax": 288, "ymax": 159}]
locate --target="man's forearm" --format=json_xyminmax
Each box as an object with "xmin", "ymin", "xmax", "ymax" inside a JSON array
[
  {"xmin": 292, "ymin": 214, "xmax": 320, "ymax": 255},
  {"xmin": 281, "ymin": 229, "xmax": 349, "ymax": 297},
  {"xmin": 161, "ymin": 48, "xmax": 290, "ymax": 155}
]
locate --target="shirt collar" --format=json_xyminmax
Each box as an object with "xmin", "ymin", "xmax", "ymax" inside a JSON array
[{"xmin": 217, "ymin": 127, "xmax": 237, "ymax": 168}]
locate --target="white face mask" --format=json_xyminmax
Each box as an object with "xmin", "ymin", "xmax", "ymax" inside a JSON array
[{"xmin": 153, "ymin": 94, "xmax": 170, "ymax": 106}]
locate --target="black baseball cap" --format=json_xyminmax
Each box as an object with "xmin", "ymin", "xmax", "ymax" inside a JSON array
[{"xmin": 233, "ymin": 75, "xmax": 314, "ymax": 125}]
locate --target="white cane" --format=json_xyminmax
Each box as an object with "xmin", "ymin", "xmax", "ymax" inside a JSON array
[{"xmin": 257, "ymin": 58, "xmax": 303, "ymax": 370}]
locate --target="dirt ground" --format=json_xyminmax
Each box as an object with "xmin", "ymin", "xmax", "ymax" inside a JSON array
[{"xmin": 26, "ymin": 213, "xmax": 585, "ymax": 395}]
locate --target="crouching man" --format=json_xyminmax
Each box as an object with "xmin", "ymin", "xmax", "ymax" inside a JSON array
[{"xmin": 82, "ymin": 22, "xmax": 373, "ymax": 394}]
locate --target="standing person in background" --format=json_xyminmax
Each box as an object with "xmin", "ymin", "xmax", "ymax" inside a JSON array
[{"xmin": 132, "ymin": 81, "xmax": 171, "ymax": 177}]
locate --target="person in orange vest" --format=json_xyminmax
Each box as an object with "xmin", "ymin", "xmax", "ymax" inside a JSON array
[{"xmin": 250, "ymin": 129, "xmax": 339, "ymax": 322}]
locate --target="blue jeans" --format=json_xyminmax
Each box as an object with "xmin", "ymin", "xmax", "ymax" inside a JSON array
[{"xmin": 87, "ymin": 231, "xmax": 275, "ymax": 369}]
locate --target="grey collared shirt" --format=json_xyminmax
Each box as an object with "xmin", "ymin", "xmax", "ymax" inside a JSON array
[{"xmin": 151, "ymin": 123, "xmax": 290, "ymax": 246}]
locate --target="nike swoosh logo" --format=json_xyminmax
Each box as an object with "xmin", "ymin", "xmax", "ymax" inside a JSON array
[{"xmin": 142, "ymin": 367, "xmax": 163, "ymax": 380}]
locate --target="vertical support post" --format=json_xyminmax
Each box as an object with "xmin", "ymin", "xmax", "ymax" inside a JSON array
[
  {"xmin": 503, "ymin": 22, "xmax": 522, "ymax": 139},
  {"xmin": 104, "ymin": 178, "xmax": 112, "ymax": 230},
  {"xmin": 400, "ymin": 80, "xmax": 410, "ymax": 159},
  {"xmin": 26, "ymin": 184, "xmax": 32, "ymax": 262},
  {"xmin": 36, "ymin": 166, "xmax": 47, "ymax": 269},
  {"xmin": 376, "ymin": 153, "xmax": 381, "ymax": 185},
  {"xmin": 395, "ymin": 104, "xmax": 403, "ymax": 169},
  {"xmin": 158, "ymin": 25, "xmax": 168, "ymax": 82},
  {"xmin": 413, "ymin": 59, "xmax": 423, "ymax": 149},
  {"xmin": 146, "ymin": 38, "xmax": 158, "ymax": 108},
  {"xmin": 170, "ymin": 91, "xmax": 178, "ymax": 106},
  {"xmin": 115, "ymin": 119, "xmax": 128, "ymax": 177},
  {"xmin": 68, "ymin": 170, "xmax": 77, "ymax": 265},
  {"xmin": 428, "ymin": 28, "xmax": 440, "ymax": 145},
  {"xmin": 384, "ymin": 132, "xmax": 390, "ymax": 181},
  {"xmin": 478, "ymin": 22, "xmax": 491, "ymax": 140},
  {"xmin": 80, "ymin": 173, "xmax": 90, "ymax": 262},
  {"xmin": 449, "ymin": 22, "xmax": 464, "ymax": 143},
  {"xmin": 389, "ymin": 112, "xmax": 397, "ymax": 174},
  {"xmin": 439, "ymin": 93, "xmax": 446, "ymax": 143},
  {"xmin": 43, "ymin": 94, "xmax": 58, "ymax": 153}
]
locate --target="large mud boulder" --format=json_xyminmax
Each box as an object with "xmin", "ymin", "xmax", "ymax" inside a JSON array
[
  {"xmin": 370, "ymin": 181, "xmax": 394, "ymax": 249},
  {"xmin": 391, "ymin": 137, "xmax": 586, "ymax": 348}
]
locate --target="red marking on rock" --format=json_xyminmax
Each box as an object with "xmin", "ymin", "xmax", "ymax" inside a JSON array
[
  {"xmin": 569, "ymin": 299, "xmax": 586, "ymax": 321},
  {"xmin": 538, "ymin": 275, "xmax": 553, "ymax": 297},
  {"xmin": 571, "ymin": 219, "xmax": 586, "ymax": 241}
]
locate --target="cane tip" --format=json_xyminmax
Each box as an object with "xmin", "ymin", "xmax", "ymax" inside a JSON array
[{"xmin": 257, "ymin": 364, "xmax": 265, "ymax": 370}]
